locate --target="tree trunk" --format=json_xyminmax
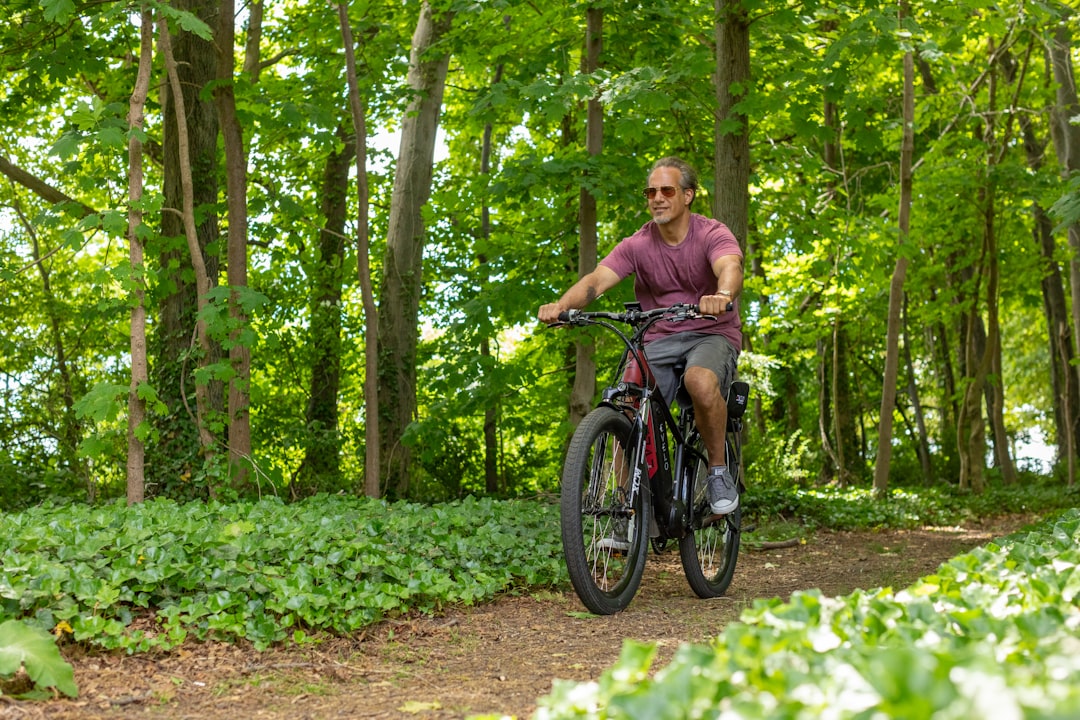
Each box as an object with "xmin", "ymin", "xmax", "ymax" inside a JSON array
[
  {"xmin": 873, "ymin": 20, "xmax": 914, "ymax": 495},
  {"xmin": 296, "ymin": 126, "xmax": 353, "ymax": 494},
  {"xmin": 902, "ymin": 296, "xmax": 934, "ymax": 483},
  {"xmin": 930, "ymin": 291, "xmax": 959, "ymax": 435},
  {"xmin": 1019, "ymin": 107, "xmax": 1077, "ymax": 473},
  {"xmin": 1048, "ymin": 20, "xmax": 1080, "ymax": 360},
  {"xmin": 958, "ymin": 249, "xmax": 990, "ymax": 484},
  {"xmin": 1047, "ymin": 17, "xmax": 1080, "ymax": 482},
  {"xmin": 958, "ymin": 42, "xmax": 1005, "ymax": 493},
  {"xmin": 242, "ymin": 0, "xmax": 263, "ymax": 82},
  {"xmin": 159, "ymin": 18, "xmax": 218, "ymax": 477},
  {"xmin": 817, "ymin": 337, "xmax": 839, "ymax": 481},
  {"xmin": 712, "ymin": 0, "xmax": 750, "ymax": 248},
  {"xmin": 957, "ymin": 298, "xmax": 989, "ymax": 493},
  {"xmin": 821, "ymin": 81, "xmax": 858, "ymax": 485},
  {"xmin": 832, "ymin": 320, "xmax": 860, "ymax": 484},
  {"xmin": 745, "ymin": 218, "xmax": 766, "ymax": 436},
  {"xmin": 126, "ymin": 7, "xmax": 154, "ymax": 505},
  {"xmin": 335, "ymin": 2, "xmax": 380, "ymax": 498},
  {"xmin": 151, "ymin": 0, "xmax": 222, "ymax": 499},
  {"xmin": 570, "ymin": 7, "xmax": 602, "ymax": 428},
  {"xmin": 981, "ymin": 39, "xmax": 1017, "ymax": 486},
  {"xmin": 377, "ymin": 1, "xmax": 454, "ymax": 498},
  {"xmin": 480, "ymin": 33, "xmax": 507, "ymax": 494},
  {"xmin": 215, "ymin": 0, "xmax": 253, "ymax": 491}
]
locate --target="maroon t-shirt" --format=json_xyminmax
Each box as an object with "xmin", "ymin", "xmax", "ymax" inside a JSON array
[{"xmin": 600, "ymin": 213, "xmax": 742, "ymax": 345}]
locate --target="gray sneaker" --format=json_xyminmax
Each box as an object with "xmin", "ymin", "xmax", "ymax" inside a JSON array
[
  {"xmin": 707, "ymin": 466, "xmax": 739, "ymax": 515},
  {"xmin": 595, "ymin": 516, "xmax": 630, "ymax": 553}
]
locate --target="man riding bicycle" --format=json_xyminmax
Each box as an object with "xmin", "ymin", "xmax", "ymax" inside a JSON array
[{"xmin": 538, "ymin": 156, "xmax": 744, "ymax": 517}]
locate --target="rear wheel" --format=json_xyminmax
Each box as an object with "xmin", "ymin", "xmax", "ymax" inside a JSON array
[
  {"xmin": 678, "ymin": 434, "xmax": 740, "ymax": 598},
  {"xmin": 560, "ymin": 407, "xmax": 649, "ymax": 615}
]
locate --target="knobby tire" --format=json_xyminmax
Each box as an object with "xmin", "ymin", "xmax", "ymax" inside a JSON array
[
  {"xmin": 560, "ymin": 407, "xmax": 648, "ymax": 615},
  {"xmin": 678, "ymin": 434, "xmax": 741, "ymax": 598}
]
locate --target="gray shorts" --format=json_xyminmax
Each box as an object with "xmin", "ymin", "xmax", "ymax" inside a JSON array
[{"xmin": 641, "ymin": 333, "xmax": 739, "ymax": 406}]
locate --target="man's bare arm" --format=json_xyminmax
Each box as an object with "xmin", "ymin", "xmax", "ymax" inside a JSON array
[
  {"xmin": 699, "ymin": 254, "xmax": 744, "ymax": 316},
  {"xmin": 538, "ymin": 265, "xmax": 621, "ymax": 323}
]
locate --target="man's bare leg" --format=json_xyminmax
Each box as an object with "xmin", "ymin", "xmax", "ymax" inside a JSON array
[{"xmin": 683, "ymin": 366, "xmax": 737, "ymax": 515}]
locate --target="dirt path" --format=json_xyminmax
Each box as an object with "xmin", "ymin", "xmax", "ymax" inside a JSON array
[{"xmin": 7, "ymin": 515, "xmax": 1033, "ymax": 720}]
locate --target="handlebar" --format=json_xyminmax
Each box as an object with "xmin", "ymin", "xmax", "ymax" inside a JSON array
[
  {"xmin": 553, "ymin": 302, "xmax": 730, "ymax": 327},
  {"xmin": 555, "ymin": 303, "xmax": 706, "ymax": 326}
]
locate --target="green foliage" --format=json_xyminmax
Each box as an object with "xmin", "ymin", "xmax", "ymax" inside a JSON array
[
  {"xmin": 744, "ymin": 429, "xmax": 820, "ymax": 488},
  {"xmin": 535, "ymin": 509, "xmax": 1080, "ymax": 719},
  {"xmin": 0, "ymin": 0, "xmax": 1076, "ymax": 505},
  {"xmin": 1050, "ymin": 174, "xmax": 1080, "ymax": 232},
  {"xmin": 0, "ymin": 495, "xmax": 564, "ymax": 652},
  {"xmin": 0, "ymin": 620, "xmax": 78, "ymax": 699},
  {"xmin": 744, "ymin": 479, "xmax": 1080, "ymax": 533}
]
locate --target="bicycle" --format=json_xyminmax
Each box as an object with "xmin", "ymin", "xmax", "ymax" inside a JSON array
[{"xmin": 551, "ymin": 303, "xmax": 749, "ymax": 615}]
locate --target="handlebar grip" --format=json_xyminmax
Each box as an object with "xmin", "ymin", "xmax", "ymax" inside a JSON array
[{"xmin": 557, "ymin": 311, "xmax": 571, "ymax": 322}]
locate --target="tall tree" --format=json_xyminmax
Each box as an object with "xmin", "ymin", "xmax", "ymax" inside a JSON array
[
  {"xmin": 1019, "ymin": 100, "xmax": 1077, "ymax": 480},
  {"xmin": 295, "ymin": 126, "xmax": 353, "ymax": 493},
  {"xmin": 126, "ymin": 7, "xmax": 154, "ymax": 504},
  {"xmin": 569, "ymin": 6, "xmax": 603, "ymax": 429},
  {"xmin": 1049, "ymin": 11, "xmax": 1080, "ymax": 361},
  {"xmin": 1048, "ymin": 7, "xmax": 1080, "ymax": 483},
  {"xmin": 159, "ymin": 17, "xmax": 218, "ymax": 479},
  {"xmin": 712, "ymin": 0, "xmax": 750, "ymax": 249},
  {"xmin": 377, "ymin": 1, "xmax": 455, "ymax": 497},
  {"xmin": 873, "ymin": 3, "xmax": 914, "ymax": 495},
  {"xmin": 151, "ymin": 0, "xmax": 223, "ymax": 499},
  {"xmin": 478, "ymin": 23, "xmax": 508, "ymax": 493},
  {"xmin": 336, "ymin": 1, "xmax": 381, "ymax": 498},
  {"xmin": 956, "ymin": 37, "xmax": 1010, "ymax": 492},
  {"xmin": 215, "ymin": 0, "xmax": 254, "ymax": 490}
]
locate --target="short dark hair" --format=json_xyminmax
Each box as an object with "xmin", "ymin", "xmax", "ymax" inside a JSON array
[{"xmin": 650, "ymin": 156, "xmax": 698, "ymax": 206}]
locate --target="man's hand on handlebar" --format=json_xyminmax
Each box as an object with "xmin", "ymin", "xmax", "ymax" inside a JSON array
[
  {"xmin": 698, "ymin": 293, "xmax": 735, "ymax": 317},
  {"xmin": 538, "ymin": 302, "xmax": 568, "ymax": 325}
]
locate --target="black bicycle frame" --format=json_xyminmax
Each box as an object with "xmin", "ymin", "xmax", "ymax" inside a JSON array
[{"xmin": 594, "ymin": 308, "xmax": 710, "ymax": 542}]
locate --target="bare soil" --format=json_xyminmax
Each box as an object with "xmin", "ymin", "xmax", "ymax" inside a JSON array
[{"xmin": 2, "ymin": 515, "xmax": 1034, "ymax": 720}]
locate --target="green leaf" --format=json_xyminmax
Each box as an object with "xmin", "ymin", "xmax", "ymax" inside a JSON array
[
  {"xmin": 39, "ymin": 0, "xmax": 76, "ymax": 23},
  {"xmin": 0, "ymin": 620, "xmax": 78, "ymax": 697},
  {"xmin": 73, "ymin": 382, "xmax": 128, "ymax": 422}
]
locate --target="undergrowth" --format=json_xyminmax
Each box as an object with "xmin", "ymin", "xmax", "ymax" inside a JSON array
[
  {"xmin": 0, "ymin": 481, "xmax": 1076, "ymax": 700},
  {"xmin": 0, "ymin": 495, "xmax": 564, "ymax": 655},
  {"xmin": 533, "ymin": 509, "xmax": 1080, "ymax": 719}
]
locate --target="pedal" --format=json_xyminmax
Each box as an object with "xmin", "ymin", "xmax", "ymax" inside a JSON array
[{"xmin": 702, "ymin": 513, "xmax": 729, "ymax": 528}]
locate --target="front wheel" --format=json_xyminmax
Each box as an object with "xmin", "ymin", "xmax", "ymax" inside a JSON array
[
  {"xmin": 678, "ymin": 435, "xmax": 740, "ymax": 598},
  {"xmin": 560, "ymin": 407, "xmax": 649, "ymax": 615}
]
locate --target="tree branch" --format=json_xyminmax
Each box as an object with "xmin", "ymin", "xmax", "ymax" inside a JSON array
[{"xmin": 0, "ymin": 156, "xmax": 97, "ymax": 217}]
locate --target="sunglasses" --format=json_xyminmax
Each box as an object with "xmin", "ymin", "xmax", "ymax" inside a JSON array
[{"xmin": 643, "ymin": 185, "xmax": 680, "ymax": 199}]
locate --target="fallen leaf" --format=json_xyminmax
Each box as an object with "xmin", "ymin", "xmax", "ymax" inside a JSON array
[{"xmin": 398, "ymin": 700, "xmax": 442, "ymax": 714}]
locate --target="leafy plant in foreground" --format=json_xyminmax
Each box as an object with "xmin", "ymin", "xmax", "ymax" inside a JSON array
[
  {"xmin": 533, "ymin": 509, "xmax": 1080, "ymax": 719},
  {"xmin": 0, "ymin": 620, "xmax": 77, "ymax": 699}
]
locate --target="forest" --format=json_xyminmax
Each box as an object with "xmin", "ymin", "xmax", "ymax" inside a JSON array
[{"xmin": 1, "ymin": 0, "xmax": 1079, "ymax": 508}]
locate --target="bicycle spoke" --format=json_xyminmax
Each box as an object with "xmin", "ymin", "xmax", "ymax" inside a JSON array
[{"xmin": 561, "ymin": 408, "xmax": 648, "ymax": 615}]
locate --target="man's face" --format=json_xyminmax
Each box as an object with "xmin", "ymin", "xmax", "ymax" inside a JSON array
[{"xmin": 646, "ymin": 167, "xmax": 691, "ymax": 226}]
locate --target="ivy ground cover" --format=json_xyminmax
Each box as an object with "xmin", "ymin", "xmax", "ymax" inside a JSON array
[
  {"xmin": 0, "ymin": 495, "xmax": 565, "ymax": 654},
  {"xmin": 534, "ymin": 509, "xmax": 1080, "ymax": 719}
]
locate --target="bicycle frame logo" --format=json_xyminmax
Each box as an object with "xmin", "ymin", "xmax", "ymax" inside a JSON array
[{"xmin": 620, "ymin": 354, "xmax": 673, "ymax": 487}]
